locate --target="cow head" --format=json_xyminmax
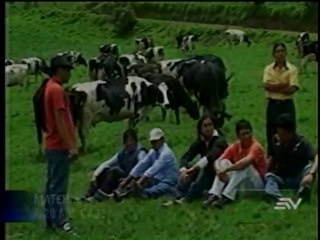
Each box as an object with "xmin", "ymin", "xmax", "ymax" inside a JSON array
[
  {"xmin": 5, "ymin": 59, "xmax": 14, "ymax": 66},
  {"xmin": 140, "ymin": 81, "xmax": 163, "ymax": 106},
  {"xmin": 75, "ymin": 54, "xmax": 88, "ymax": 67},
  {"xmin": 67, "ymin": 90, "xmax": 88, "ymax": 126}
]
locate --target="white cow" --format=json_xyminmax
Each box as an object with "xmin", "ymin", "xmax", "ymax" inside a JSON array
[
  {"xmin": 224, "ymin": 29, "xmax": 251, "ymax": 47},
  {"xmin": 5, "ymin": 64, "xmax": 30, "ymax": 89},
  {"xmin": 71, "ymin": 76, "xmax": 167, "ymax": 151}
]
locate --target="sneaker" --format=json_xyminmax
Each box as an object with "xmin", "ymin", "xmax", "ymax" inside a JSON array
[
  {"xmin": 298, "ymin": 186, "xmax": 311, "ymax": 203},
  {"xmin": 60, "ymin": 222, "xmax": 78, "ymax": 236},
  {"xmin": 162, "ymin": 200, "xmax": 175, "ymax": 207},
  {"xmin": 113, "ymin": 189, "xmax": 131, "ymax": 203},
  {"xmin": 174, "ymin": 198, "xmax": 185, "ymax": 205},
  {"xmin": 212, "ymin": 195, "xmax": 232, "ymax": 209},
  {"xmin": 202, "ymin": 194, "xmax": 219, "ymax": 209}
]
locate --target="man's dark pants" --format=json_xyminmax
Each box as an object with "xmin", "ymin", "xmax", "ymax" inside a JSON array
[
  {"xmin": 44, "ymin": 149, "xmax": 70, "ymax": 229},
  {"xmin": 266, "ymin": 99, "xmax": 296, "ymax": 156},
  {"xmin": 176, "ymin": 168, "xmax": 214, "ymax": 202}
]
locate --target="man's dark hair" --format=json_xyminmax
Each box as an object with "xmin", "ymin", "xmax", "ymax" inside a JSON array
[
  {"xmin": 123, "ymin": 128, "xmax": 138, "ymax": 143},
  {"xmin": 197, "ymin": 114, "xmax": 217, "ymax": 138},
  {"xmin": 235, "ymin": 119, "xmax": 252, "ymax": 135},
  {"xmin": 275, "ymin": 113, "xmax": 296, "ymax": 133}
]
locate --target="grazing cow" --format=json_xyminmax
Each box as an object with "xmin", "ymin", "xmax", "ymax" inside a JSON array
[
  {"xmin": 143, "ymin": 73, "xmax": 200, "ymax": 124},
  {"xmin": 224, "ymin": 29, "xmax": 251, "ymax": 47},
  {"xmin": 20, "ymin": 57, "xmax": 49, "ymax": 82},
  {"xmin": 33, "ymin": 78, "xmax": 87, "ymax": 156},
  {"xmin": 5, "ymin": 59, "xmax": 14, "ymax": 66},
  {"xmin": 5, "ymin": 64, "xmax": 31, "ymax": 89},
  {"xmin": 176, "ymin": 34, "xmax": 199, "ymax": 51},
  {"xmin": 99, "ymin": 44, "xmax": 119, "ymax": 57},
  {"xmin": 118, "ymin": 53, "xmax": 147, "ymax": 76},
  {"xmin": 70, "ymin": 76, "xmax": 165, "ymax": 151},
  {"xmin": 169, "ymin": 55, "xmax": 233, "ymax": 128},
  {"xmin": 135, "ymin": 38, "xmax": 154, "ymax": 52},
  {"xmin": 144, "ymin": 46, "xmax": 165, "ymax": 63}
]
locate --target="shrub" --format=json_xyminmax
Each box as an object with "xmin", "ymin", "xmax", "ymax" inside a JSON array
[{"xmin": 112, "ymin": 6, "xmax": 137, "ymax": 36}]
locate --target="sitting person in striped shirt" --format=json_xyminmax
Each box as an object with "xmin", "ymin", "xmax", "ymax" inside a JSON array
[
  {"xmin": 113, "ymin": 128, "xmax": 178, "ymax": 201},
  {"xmin": 74, "ymin": 129, "xmax": 147, "ymax": 202},
  {"xmin": 202, "ymin": 119, "xmax": 267, "ymax": 209}
]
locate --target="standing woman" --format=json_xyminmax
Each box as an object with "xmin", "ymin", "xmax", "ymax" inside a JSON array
[{"xmin": 262, "ymin": 43, "xmax": 300, "ymax": 157}]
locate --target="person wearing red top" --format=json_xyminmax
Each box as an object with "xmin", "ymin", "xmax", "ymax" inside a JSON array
[
  {"xmin": 203, "ymin": 119, "xmax": 267, "ymax": 209},
  {"xmin": 41, "ymin": 55, "xmax": 77, "ymax": 235}
]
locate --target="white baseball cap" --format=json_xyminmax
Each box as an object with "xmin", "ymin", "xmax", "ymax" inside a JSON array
[{"xmin": 149, "ymin": 128, "xmax": 165, "ymax": 141}]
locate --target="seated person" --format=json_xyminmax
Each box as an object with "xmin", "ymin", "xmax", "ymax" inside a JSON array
[
  {"xmin": 264, "ymin": 113, "xmax": 316, "ymax": 203},
  {"xmin": 202, "ymin": 119, "xmax": 267, "ymax": 209},
  {"xmin": 75, "ymin": 129, "xmax": 147, "ymax": 202},
  {"xmin": 113, "ymin": 128, "xmax": 178, "ymax": 201},
  {"xmin": 163, "ymin": 115, "xmax": 228, "ymax": 206}
]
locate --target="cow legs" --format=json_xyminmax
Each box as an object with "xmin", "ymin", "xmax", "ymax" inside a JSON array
[
  {"xmin": 174, "ymin": 108, "xmax": 180, "ymax": 125},
  {"xmin": 78, "ymin": 111, "xmax": 92, "ymax": 153}
]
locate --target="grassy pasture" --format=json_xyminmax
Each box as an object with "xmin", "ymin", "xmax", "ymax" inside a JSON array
[{"xmin": 6, "ymin": 3, "xmax": 317, "ymax": 240}]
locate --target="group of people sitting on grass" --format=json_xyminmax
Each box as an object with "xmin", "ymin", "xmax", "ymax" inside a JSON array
[{"xmin": 73, "ymin": 113, "xmax": 318, "ymax": 209}]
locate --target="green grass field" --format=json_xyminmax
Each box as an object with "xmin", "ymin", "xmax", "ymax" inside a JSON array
[{"xmin": 6, "ymin": 3, "xmax": 318, "ymax": 240}]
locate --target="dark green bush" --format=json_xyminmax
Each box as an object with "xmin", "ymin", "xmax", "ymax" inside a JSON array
[{"xmin": 112, "ymin": 6, "xmax": 137, "ymax": 36}]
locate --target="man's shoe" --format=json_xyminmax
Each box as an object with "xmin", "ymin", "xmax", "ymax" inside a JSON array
[
  {"xmin": 60, "ymin": 222, "xmax": 78, "ymax": 236},
  {"xmin": 202, "ymin": 194, "xmax": 219, "ymax": 209},
  {"xmin": 212, "ymin": 195, "xmax": 232, "ymax": 209},
  {"xmin": 113, "ymin": 189, "xmax": 131, "ymax": 203},
  {"xmin": 132, "ymin": 182, "xmax": 144, "ymax": 198},
  {"xmin": 298, "ymin": 186, "xmax": 311, "ymax": 203},
  {"xmin": 162, "ymin": 200, "xmax": 175, "ymax": 207}
]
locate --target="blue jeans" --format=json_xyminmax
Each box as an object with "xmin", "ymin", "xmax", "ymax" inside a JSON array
[
  {"xmin": 143, "ymin": 178, "xmax": 177, "ymax": 198},
  {"xmin": 176, "ymin": 168, "xmax": 214, "ymax": 201},
  {"xmin": 44, "ymin": 149, "xmax": 70, "ymax": 229},
  {"xmin": 264, "ymin": 164, "xmax": 311, "ymax": 198}
]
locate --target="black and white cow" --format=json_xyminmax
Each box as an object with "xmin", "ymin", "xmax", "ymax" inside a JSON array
[
  {"xmin": 33, "ymin": 78, "xmax": 87, "ymax": 156},
  {"xmin": 19, "ymin": 57, "xmax": 49, "ymax": 82},
  {"xmin": 144, "ymin": 46, "xmax": 165, "ymax": 63},
  {"xmin": 135, "ymin": 38, "xmax": 154, "ymax": 52},
  {"xmin": 69, "ymin": 76, "xmax": 166, "ymax": 151},
  {"xmin": 118, "ymin": 53, "xmax": 147, "ymax": 76},
  {"xmin": 5, "ymin": 59, "xmax": 15, "ymax": 66},
  {"xmin": 224, "ymin": 29, "xmax": 251, "ymax": 47},
  {"xmin": 176, "ymin": 34, "xmax": 199, "ymax": 51},
  {"xmin": 6, "ymin": 63, "xmax": 31, "ymax": 89},
  {"xmin": 56, "ymin": 51, "xmax": 88, "ymax": 67},
  {"xmin": 88, "ymin": 54, "xmax": 123, "ymax": 81},
  {"xmin": 99, "ymin": 44, "xmax": 119, "ymax": 57},
  {"xmin": 299, "ymin": 40, "xmax": 318, "ymax": 72},
  {"xmin": 143, "ymin": 73, "xmax": 200, "ymax": 125}
]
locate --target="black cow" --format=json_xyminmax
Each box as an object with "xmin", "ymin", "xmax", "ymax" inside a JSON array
[{"xmin": 172, "ymin": 55, "xmax": 232, "ymax": 128}]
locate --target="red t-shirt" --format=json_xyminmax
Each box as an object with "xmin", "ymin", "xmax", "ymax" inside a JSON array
[
  {"xmin": 219, "ymin": 138, "xmax": 267, "ymax": 177},
  {"xmin": 43, "ymin": 77, "xmax": 75, "ymax": 150}
]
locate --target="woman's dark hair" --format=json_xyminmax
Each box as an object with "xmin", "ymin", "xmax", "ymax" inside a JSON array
[
  {"xmin": 123, "ymin": 128, "xmax": 138, "ymax": 143},
  {"xmin": 235, "ymin": 119, "xmax": 252, "ymax": 135},
  {"xmin": 197, "ymin": 114, "xmax": 217, "ymax": 138},
  {"xmin": 272, "ymin": 42, "xmax": 287, "ymax": 54},
  {"xmin": 275, "ymin": 113, "xmax": 296, "ymax": 133}
]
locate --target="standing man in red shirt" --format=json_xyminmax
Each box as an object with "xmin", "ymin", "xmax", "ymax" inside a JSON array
[{"xmin": 43, "ymin": 55, "xmax": 77, "ymax": 235}]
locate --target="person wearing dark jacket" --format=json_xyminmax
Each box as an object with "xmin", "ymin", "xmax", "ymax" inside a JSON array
[
  {"xmin": 163, "ymin": 115, "xmax": 228, "ymax": 206},
  {"xmin": 264, "ymin": 113, "xmax": 315, "ymax": 203},
  {"xmin": 74, "ymin": 129, "xmax": 147, "ymax": 202}
]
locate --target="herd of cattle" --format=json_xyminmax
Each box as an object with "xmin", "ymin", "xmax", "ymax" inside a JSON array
[{"xmin": 5, "ymin": 30, "xmax": 318, "ymax": 153}]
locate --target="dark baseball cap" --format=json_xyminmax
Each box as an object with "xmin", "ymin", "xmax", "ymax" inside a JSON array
[{"xmin": 50, "ymin": 55, "xmax": 74, "ymax": 70}]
